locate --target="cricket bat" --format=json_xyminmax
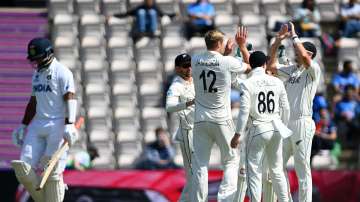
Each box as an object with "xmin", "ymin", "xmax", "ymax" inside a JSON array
[{"xmin": 36, "ymin": 117, "xmax": 84, "ymax": 191}]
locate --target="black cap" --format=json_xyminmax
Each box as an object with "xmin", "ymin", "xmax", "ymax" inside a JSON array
[
  {"xmin": 175, "ymin": 53, "xmax": 191, "ymax": 67},
  {"xmin": 302, "ymin": 41, "xmax": 317, "ymax": 59},
  {"xmin": 249, "ymin": 51, "xmax": 267, "ymax": 69}
]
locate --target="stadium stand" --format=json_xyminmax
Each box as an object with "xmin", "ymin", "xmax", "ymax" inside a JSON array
[{"xmin": 1, "ymin": 0, "xmax": 359, "ymax": 171}]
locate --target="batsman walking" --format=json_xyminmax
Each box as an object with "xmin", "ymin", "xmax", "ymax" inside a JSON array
[{"xmin": 11, "ymin": 37, "xmax": 78, "ymax": 202}]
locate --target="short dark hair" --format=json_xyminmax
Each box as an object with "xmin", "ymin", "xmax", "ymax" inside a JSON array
[
  {"xmin": 302, "ymin": 41, "xmax": 317, "ymax": 59},
  {"xmin": 249, "ymin": 51, "xmax": 267, "ymax": 69}
]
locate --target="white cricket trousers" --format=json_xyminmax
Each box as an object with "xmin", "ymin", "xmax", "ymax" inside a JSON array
[
  {"xmin": 246, "ymin": 123, "xmax": 289, "ymax": 202},
  {"xmin": 283, "ymin": 117, "xmax": 315, "ymax": 202},
  {"xmin": 21, "ymin": 118, "xmax": 67, "ymax": 172},
  {"xmin": 178, "ymin": 128, "xmax": 193, "ymax": 202},
  {"xmin": 191, "ymin": 120, "xmax": 239, "ymax": 202}
]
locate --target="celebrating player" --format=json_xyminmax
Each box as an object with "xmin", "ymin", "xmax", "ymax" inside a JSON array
[
  {"xmin": 190, "ymin": 27, "xmax": 251, "ymax": 202},
  {"xmin": 231, "ymin": 51, "xmax": 291, "ymax": 202},
  {"xmin": 11, "ymin": 37, "xmax": 78, "ymax": 202},
  {"xmin": 165, "ymin": 53, "xmax": 195, "ymax": 202},
  {"xmin": 268, "ymin": 22, "xmax": 322, "ymax": 202}
]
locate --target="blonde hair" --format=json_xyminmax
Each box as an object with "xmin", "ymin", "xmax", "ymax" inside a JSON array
[{"xmin": 204, "ymin": 30, "xmax": 224, "ymax": 50}]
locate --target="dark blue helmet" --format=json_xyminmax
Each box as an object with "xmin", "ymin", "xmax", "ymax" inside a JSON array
[{"xmin": 27, "ymin": 37, "xmax": 54, "ymax": 62}]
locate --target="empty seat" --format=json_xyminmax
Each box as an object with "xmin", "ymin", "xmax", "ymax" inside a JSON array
[
  {"xmin": 157, "ymin": 0, "xmax": 178, "ymax": 13},
  {"xmin": 79, "ymin": 14, "xmax": 105, "ymax": 37},
  {"xmin": 210, "ymin": 0, "xmax": 232, "ymax": 14},
  {"xmin": 84, "ymin": 82, "xmax": 110, "ymax": 107},
  {"xmin": 116, "ymin": 141, "xmax": 142, "ymax": 168},
  {"xmin": 107, "ymin": 36, "xmax": 133, "ymax": 60},
  {"xmin": 240, "ymin": 14, "xmax": 266, "ymax": 36},
  {"xmin": 48, "ymin": 0, "xmax": 74, "ymax": 18},
  {"xmin": 337, "ymin": 38, "xmax": 359, "ymax": 61},
  {"xmin": 317, "ymin": 0, "xmax": 339, "ymax": 22},
  {"xmin": 233, "ymin": 0, "xmax": 259, "ymax": 16},
  {"xmin": 106, "ymin": 16, "xmax": 131, "ymax": 37},
  {"xmin": 135, "ymin": 37, "xmax": 161, "ymax": 60},
  {"xmin": 136, "ymin": 59, "xmax": 162, "ymax": 84},
  {"xmin": 75, "ymin": 0, "xmax": 100, "ymax": 15},
  {"xmin": 139, "ymin": 82, "xmax": 163, "ymax": 107},
  {"xmin": 188, "ymin": 37, "xmax": 206, "ymax": 55},
  {"xmin": 82, "ymin": 59, "xmax": 109, "ymax": 84},
  {"xmin": 112, "ymin": 82, "xmax": 137, "ymax": 108},
  {"xmin": 101, "ymin": 0, "xmax": 127, "ymax": 16},
  {"xmin": 114, "ymin": 106, "xmax": 140, "ymax": 132},
  {"xmin": 80, "ymin": 36, "xmax": 106, "ymax": 60},
  {"xmin": 52, "ymin": 14, "xmax": 78, "ymax": 38},
  {"xmin": 54, "ymin": 36, "xmax": 79, "ymax": 60},
  {"xmin": 141, "ymin": 107, "xmax": 167, "ymax": 133},
  {"xmin": 110, "ymin": 59, "xmax": 136, "ymax": 84},
  {"xmin": 117, "ymin": 129, "xmax": 141, "ymax": 143},
  {"xmin": 261, "ymin": 0, "xmax": 286, "ymax": 15}
]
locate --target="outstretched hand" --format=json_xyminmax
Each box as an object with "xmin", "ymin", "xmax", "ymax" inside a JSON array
[
  {"xmin": 224, "ymin": 38, "xmax": 235, "ymax": 56},
  {"xmin": 235, "ymin": 26, "xmax": 248, "ymax": 48},
  {"xmin": 276, "ymin": 23, "xmax": 290, "ymax": 41}
]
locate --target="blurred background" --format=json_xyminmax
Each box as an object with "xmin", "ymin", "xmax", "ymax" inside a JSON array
[{"xmin": 0, "ymin": 0, "xmax": 360, "ymax": 201}]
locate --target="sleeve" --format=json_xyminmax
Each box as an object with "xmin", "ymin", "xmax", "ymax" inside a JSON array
[
  {"xmin": 279, "ymin": 81, "xmax": 290, "ymax": 125},
  {"xmin": 331, "ymin": 74, "xmax": 340, "ymax": 87},
  {"xmin": 231, "ymin": 73, "xmax": 245, "ymax": 91},
  {"xmin": 235, "ymin": 83, "xmax": 251, "ymax": 134},
  {"xmin": 165, "ymin": 83, "xmax": 187, "ymax": 113},
  {"xmin": 277, "ymin": 65, "xmax": 295, "ymax": 80},
  {"xmin": 60, "ymin": 69, "xmax": 75, "ymax": 95},
  {"xmin": 227, "ymin": 56, "xmax": 246, "ymax": 74},
  {"xmin": 308, "ymin": 60, "xmax": 322, "ymax": 81}
]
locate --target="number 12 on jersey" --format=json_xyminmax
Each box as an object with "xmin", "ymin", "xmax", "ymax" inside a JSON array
[{"xmin": 199, "ymin": 70, "xmax": 218, "ymax": 93}]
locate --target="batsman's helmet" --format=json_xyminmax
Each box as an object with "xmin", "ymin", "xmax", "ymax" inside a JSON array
[{"xmin": 27, "ymin": 37, "xmax": 54, "ymax": 62}]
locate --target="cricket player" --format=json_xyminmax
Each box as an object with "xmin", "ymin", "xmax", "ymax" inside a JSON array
[
  {"xmin": 231, "ymin": 51, "xmax": 291, "ymax": 202},
  {"xmin": 267, "ymin": 23, "xmax": 322, "ymax": 202},
  {"xmin": 190, "ymin": 27, "xmax": 251, "ymax": 202},
  {"xmin": 165, "ymin": 53, "xmax": 195, "ymax": 202},
  {"xmin": 11, "ymin": 37, "xmax": 78, "ymax": 202}
]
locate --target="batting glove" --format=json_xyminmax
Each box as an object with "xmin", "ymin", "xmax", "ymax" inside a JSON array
[
  {"xmin": 12, "ymin": 124, "xmax": 27, "ymax": 147},
  {"xmin": 64, "ymin": 124, "xmax": 78, "ymax": 147}
]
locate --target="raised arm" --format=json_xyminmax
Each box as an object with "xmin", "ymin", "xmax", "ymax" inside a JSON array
[
  {"xmin": 235, "ymin": 26, "xmax": 251, "ymax": 70},
  {"xmin": 289, "ymin": 22, "xmax": 312, "ymax": 68},
  {"xmin": 268, "ymin": 24, "xmax": 290, "ymax": 75}
]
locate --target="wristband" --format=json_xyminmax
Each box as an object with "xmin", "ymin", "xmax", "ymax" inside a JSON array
[
  {"xmin": 292, "ymin": 35, "xmax": 301, "ymax": 44},
  {"xmin": 67, "ymin": 99, "xmax": 77, "ymax": 123}
]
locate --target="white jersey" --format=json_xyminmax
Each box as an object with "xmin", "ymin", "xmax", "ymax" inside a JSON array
[
  {"xmin": 192, "ymin": 51, "xmax": 247, "ymax": 123},
  {"xmin": 31, "ymin": 58, "xmax": 75, "ymax": 120},
  {"xmin": 165, "ymin": 76, "xmax": 195, "ymax": 130},
  {"xmin": 235, "ymin": 67, "xmax": 290, "ymax": 135},
  {"xmin": 277, "ymin": 60, "xmax": 321, "ymax": 120}
]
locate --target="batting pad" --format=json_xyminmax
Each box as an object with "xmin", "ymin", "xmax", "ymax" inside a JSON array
[
  {"xmin": 44, "ymin": 178, "xmax": 65, "ymax": 202},
  {"xmin": 263, "ymin": 178, "xmax": 277, "ymax": 202},
  {"xmin": 11, "ymin": 160, "xmax": 45, "ymax": 202},
  {"xmin": 234, "ymin": 175, "xmax": 247, "ymax": 202}
]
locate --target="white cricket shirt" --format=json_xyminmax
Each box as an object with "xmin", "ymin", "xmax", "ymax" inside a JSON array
[
  {"xmin": 235, "ymin": 67, "xmax": 290, "ymax": 134},
  {"xmin": 277, "ymin": 60, "xmax": 321, "ymax": 120},
  {"xmin": 166, "ymin": 76, "xmax": 195, "ymax": 130},
  {"xmin": 31, "ymin": 58, "xmax": 75, "ymax": 120},
  {"xmin": 192, "ymin": 51, "xmax": 247, "ymax": 123}
]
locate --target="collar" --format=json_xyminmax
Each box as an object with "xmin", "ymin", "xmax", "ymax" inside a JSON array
[
  {"xmin": 174, "ymin": 75, "xmax": 192, "ymax": 85},
  {"xmin": 208, "ymin": 50, "xmax": 222, "ymax": 56},
  {"xmin": 249, "ymin": 67, "xmax": 265, "ymax": 77},
  {"xmin": 37, "ymin": 58, "xmax": 56, "ymax": 73}
]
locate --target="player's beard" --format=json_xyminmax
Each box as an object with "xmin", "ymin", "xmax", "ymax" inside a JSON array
[{"xmin": 29, "ymin": 61, "xmax": 38, "ymax": 69}]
